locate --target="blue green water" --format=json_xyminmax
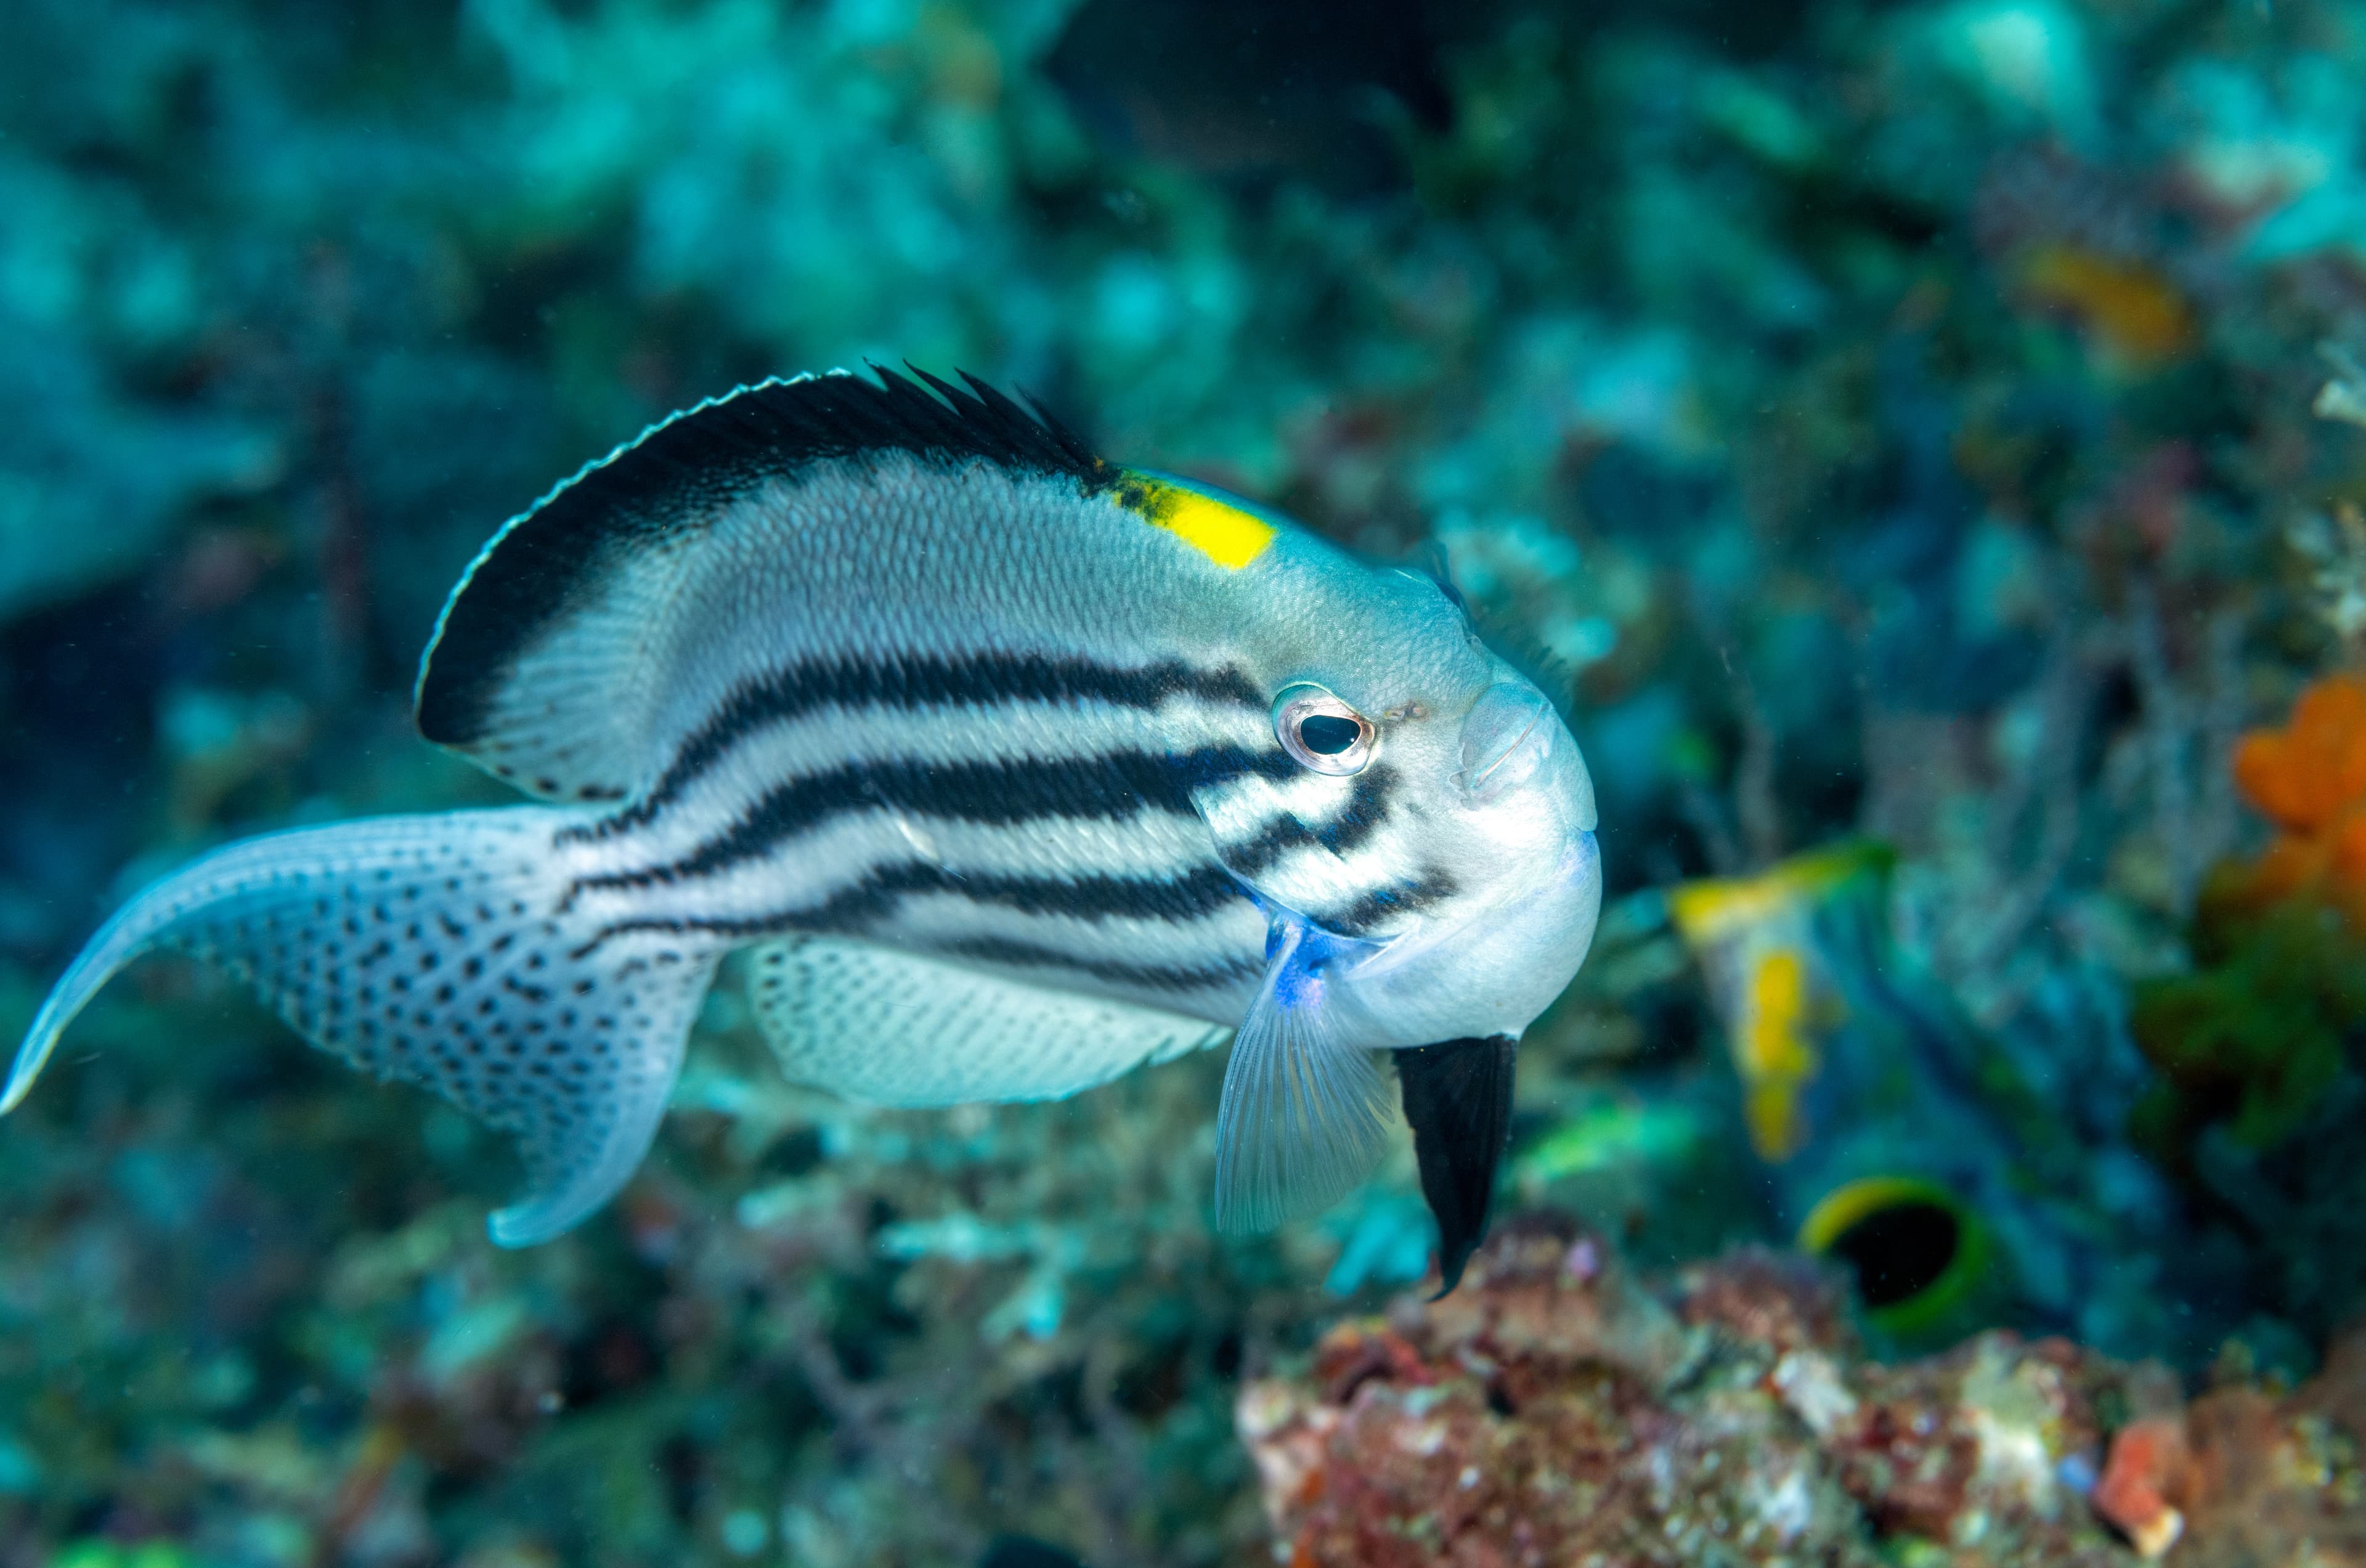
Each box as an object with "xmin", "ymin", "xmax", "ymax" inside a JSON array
[{"xmin": 3, "ymin": 1, "xmax": 2364, "ymax": 1562}]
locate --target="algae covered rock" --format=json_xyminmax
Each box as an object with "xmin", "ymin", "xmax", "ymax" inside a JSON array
[{"xmin": 1243, "ymin": 1224, "xmax": 2366, "ymax": 1567}]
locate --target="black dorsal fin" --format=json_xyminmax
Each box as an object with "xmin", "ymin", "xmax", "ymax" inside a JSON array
[{"xmin": 415, "ymin": 365, "xmax": 1112, "ymax": 759}]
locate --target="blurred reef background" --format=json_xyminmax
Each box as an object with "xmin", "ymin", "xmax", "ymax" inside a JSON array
[{"xmin": 10, "ymin": 0, "xmax": 2366, "ymax": 1562}]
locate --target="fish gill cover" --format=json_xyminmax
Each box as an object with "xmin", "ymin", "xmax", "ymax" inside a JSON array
[{"xmin": 6, "ymin": 0, "xmax": 2366, "ymax": 1564}]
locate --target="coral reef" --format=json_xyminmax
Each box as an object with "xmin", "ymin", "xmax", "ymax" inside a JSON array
[
  {"xmin": 1244, "ymin": 1224, "xmax": 2366, "ymax": 1567},
  {"xmin": 2125, "ymin": 667, "xmax": 2366, "ymax": 1351},
  {"xmin": 5, "ymin": 0, "xmax": 2366, "ymax": 1559}
]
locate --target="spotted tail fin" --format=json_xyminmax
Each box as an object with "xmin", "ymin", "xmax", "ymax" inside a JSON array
[{"xmin": 2, "ymin": 810, "xmax": 723, "ymax": 1245}]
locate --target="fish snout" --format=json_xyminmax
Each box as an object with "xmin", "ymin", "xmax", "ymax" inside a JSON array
[{"xmin": 1457, "ymin": 681, "xmax": 1596, "ymax": 832}]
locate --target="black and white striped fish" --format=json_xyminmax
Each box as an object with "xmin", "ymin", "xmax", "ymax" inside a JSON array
[{"xmin": 4, "ymin": 367, "xmax": 1600, "ymax": 1290}]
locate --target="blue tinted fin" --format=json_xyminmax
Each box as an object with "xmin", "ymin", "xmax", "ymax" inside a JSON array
[{"xmin": 1211, "ymin": 914, "xmax": 1394, "ymax": 1232}]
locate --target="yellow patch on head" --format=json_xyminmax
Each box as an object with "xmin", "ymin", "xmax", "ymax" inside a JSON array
[{"xmin": 1117, "ymin": 473, "xmax": 1276, "ymax": 570}]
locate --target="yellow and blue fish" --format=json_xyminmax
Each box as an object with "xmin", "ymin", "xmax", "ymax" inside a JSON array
[{"xmin": 3, "ymin": 367, "xmax": 1601, "ymax": 1289}]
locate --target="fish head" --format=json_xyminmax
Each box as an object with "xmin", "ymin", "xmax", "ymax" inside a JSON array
[
  {"xmin": 1206, "ymin": 543, "xmax": 1603, "ymax": 1047},
  {"xmin": 1326, "ymin": 659, "xmax": 1603, "ymax": 1046},
  {"xmin": 1205, "ymin": 552, "xmax": 1603, "ymax": 1285}
]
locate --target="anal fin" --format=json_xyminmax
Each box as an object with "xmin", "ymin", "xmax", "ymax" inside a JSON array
[{"xmin": 747, "ymin": 936, "xmax": 1227, "ymax": 1107}]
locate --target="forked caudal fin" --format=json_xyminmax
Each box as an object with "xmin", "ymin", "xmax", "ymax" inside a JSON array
[{"xmin": 2, "ymin": 810, "xmax": 723, "ymax": 1245}]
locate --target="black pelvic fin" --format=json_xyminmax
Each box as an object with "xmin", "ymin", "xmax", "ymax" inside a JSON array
[{"xmin": 1394, "ymin": 1034, "xmax": 1518, "ymax": 1298}]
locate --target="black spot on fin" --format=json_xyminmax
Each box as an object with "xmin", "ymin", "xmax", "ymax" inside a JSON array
[
  {"xmin": 415, "ymin": 365, "xmax": 1111, "ymax": 755},
  {"xmin": 1394, "ymin": 1034, "xmax": 1518, "ymax": 1298}
]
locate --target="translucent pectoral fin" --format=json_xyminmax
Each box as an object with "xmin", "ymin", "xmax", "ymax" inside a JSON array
[
  {"xmin": 1211, "ymin": 919, "xmax": 1394, "ymax": 1233},
  {"xmin": 747, "ymin": 937, "xmax": 1227, "ymax": 1108}
]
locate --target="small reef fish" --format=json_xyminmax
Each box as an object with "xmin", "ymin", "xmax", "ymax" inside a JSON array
[{"xmin": 4, "ymin": 368, "xmax": 1601, "ymax": 1289}]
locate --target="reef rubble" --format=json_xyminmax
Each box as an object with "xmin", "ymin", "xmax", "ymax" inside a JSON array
[{"xmin": 1240, "ymin": 1222, "xmax": 2366, "ymax": 1567}]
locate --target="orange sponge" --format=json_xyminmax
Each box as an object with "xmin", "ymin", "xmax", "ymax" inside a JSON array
[
  {"xmin": 2232, "ymin": 674, "xmax": 2366, "ymax": 833},
  {"xmin": 2222, "ymin": 674, "xmax": 2366, "ymax": 928}
]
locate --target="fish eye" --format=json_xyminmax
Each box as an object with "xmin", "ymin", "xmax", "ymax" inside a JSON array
[
  {"xmin": 1299, "ymin": 715, "xmax": 1361, "ymax": 754},
  {"xmin": 1274, "ymin": 686, "xmax": 1376, "ymax": 775}
]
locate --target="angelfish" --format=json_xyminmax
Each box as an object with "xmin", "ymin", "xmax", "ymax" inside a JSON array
[{"xmin": 4, "ymin": 368, "xmax": 1601, "ymax": 1290}]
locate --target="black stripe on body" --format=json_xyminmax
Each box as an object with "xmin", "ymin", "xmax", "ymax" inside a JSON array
[
  {"xmin": 936, "ymin": 935, "xmax": 1263, "ymax": 993},
  {"xmin": 811, "ymin": 860, "xmax": 1250, "ymax": 927},
  {"xmin": 573, "ymin": 910, "xmax": 1260, "ymax": 994},
  {"xmin": 567, "ymin": 745, "xmax": 1298, "ymax": 901},
  {"xmin": 591, "ymin": 859, "xmax": 1250, "ymax": 940},
  {"xmin": 1215, "ymin": 763, "xmax": 1402, "ymax": 877},
  {"xmin": 418, "ymin": 366, "xmax": 1115, "ymax": 750},
  {"xmin": 569, "ymin": 652, "xmax": 1269, "ymax": 845},
  {"xmin": 1312, "ymin": 868, "xmax": 1461, "ymax": 938}
]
